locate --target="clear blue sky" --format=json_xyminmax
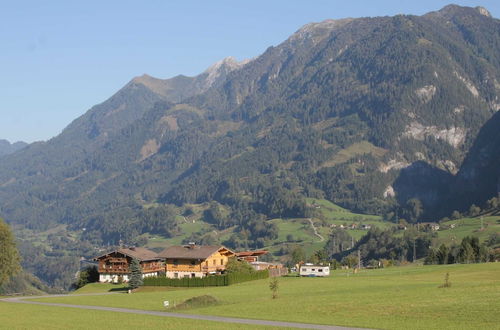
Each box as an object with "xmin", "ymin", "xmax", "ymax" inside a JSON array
[{"xmin": 1, "ymin": 0, "xmax": 499, "ymax": 143}]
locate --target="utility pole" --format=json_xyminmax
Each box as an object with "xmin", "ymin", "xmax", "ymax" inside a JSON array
[
  {"xmin": 413, "ymin": 239, "xmax": 416, "ymax": 263},
  {"xmin": 358, "ymin": 250, "xmax": 361, "ymax": 270}
]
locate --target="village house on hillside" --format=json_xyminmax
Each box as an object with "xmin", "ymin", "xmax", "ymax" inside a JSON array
[
  {"xmin": 235, "ymin": 250, "xmax": 268, "ymax": 263},
  {"xmin": 157, "ymin": 243, "xmax": 235, "ymax": 278},
  {"xmin": 236, "ymin": 250, "xmax": 288, "ymax": 276},
  {"xmin": 94, "ymin": 247, "xmax": 163, "ymax": 283}
]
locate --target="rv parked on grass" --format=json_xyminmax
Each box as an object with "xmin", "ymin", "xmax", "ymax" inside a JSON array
[{"xmin": 299, "ymin": 263, "xmax": 330, "ymax": 277}]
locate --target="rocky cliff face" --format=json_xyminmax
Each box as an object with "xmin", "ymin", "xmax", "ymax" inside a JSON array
[{"xmin": 451, "ymin": 110, "xmax": 500, "ymax": 210}]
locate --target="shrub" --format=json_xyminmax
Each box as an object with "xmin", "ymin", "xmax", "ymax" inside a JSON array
[
  {"xmin": 172, "ymin": 295, "xmax": 218, "ymax": 310},
  {"xmin": 438, "ymin": 272, "xmax": 451, "ymax": 288}
]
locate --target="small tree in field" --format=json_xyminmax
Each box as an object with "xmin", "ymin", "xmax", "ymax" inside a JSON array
[
  {"xmin": 269, "ymin": 277, "xmax": 279, "ymax": 299},
  {"xmin": 438, "ymin": 272, "xmax": 451, "ymax": 288},
  {"xmin": 129, "ymin": 258, "xmax": 143, "ymax": 290}
]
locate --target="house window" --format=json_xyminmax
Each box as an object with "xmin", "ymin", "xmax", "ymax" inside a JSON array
[
  {"xmin": 220, "ymin": 259, "xmax": 223, "ymax": 265},
  {"xmin": 312, "ymin": 269, "xmax": 316, "ymax": 272},
  {"xmin": 183, "ymin": 275, "xmax": 190, "ymax": 278},
  {"xmin": 174, "ymin": 273, "xmax": 178, "ymax": 278},
  {"xmin": 302, "ymin": 268, "xmax": 307, "ymax": 272},
  {"xmin": 205, "ymin": 261, "xmax": 208, "ymax": 266},
  {"xmin": 191, "ymin": 260, "xmax": 196, "ymax": 265},
  {"xmin": 173, "ymin": 259, "xmax": 178, "ymax": 265},
  {"xmin": 213, "ymin": 259, "xmax": 216, "ymax": 265},
  {"xmin": 191, "ymin": 273, "xmax": 196, "ymax": 278},
  {"xmin": 318, "ymin": 269, "xmax": 323, "ymax": 272}
]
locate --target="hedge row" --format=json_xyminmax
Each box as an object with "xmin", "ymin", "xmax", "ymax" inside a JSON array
[
  {"xmin": 143, "ymin": 275, "xmax": 227, "ymax": 287},
  {"xmin": 227, "ymin": 269, "xmax": 269, "ymax": 285},
  {"xmin": 142, "ymin": 270, "xmax": 269, "ymax": 287}
]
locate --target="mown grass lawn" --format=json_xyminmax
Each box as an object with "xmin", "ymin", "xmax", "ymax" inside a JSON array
[
  {"xmin": 73, "ymin": 282, "xmax": 129, "ymax": 294},
  {"xmin": 30, "ymin": 263, "xmax": 500, "ymax": 329},
  {"xmin": 0, "ymin": 302, "xmax": 276, "ymax": 329}
]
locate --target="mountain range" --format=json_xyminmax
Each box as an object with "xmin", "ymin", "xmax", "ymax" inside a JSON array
[
  {"xmin": 0, "ymin": 140, "xmax": 27, "ymax": 157},
  {"xmin": 1, "ymin": 4, "xmax": 499, "ymax": 251}
]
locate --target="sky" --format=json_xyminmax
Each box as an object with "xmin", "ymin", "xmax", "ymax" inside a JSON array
[{"xmin": 1, "ymin": 1, "xmax": 499, "ymax": 143}]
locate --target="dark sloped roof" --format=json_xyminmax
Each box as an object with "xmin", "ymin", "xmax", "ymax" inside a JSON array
[
  {"xmin": 157, "ymin": 245, "xmax": 233, "ymax": 260},
  {"xmin": 94, "ymin": 247, "xmax": 160, "ymax": 261},
  {"xmin": 235, "ymin": 250, "xmax": 268, "ymax": 257}
]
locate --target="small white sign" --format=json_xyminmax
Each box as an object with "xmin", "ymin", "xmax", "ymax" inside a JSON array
[{"xmin": 163, "ymin": 300, "xmax": 169, "ymax": 307}]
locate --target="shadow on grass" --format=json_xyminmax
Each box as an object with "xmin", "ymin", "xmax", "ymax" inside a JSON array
[{"xmin": 108, "ymin": 287, "xmax": 129, "ymax": 292}]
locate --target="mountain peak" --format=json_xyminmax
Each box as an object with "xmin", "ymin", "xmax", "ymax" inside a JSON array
[
  {"xmin": 202, "ymin": 56, "xmax": 251, "ymax": 87},
  {"xmin": 130, "ymin": 73, "xmax": 168, "ymax": 95},
  {"xmin": 289, "ymin": 18, "xmax": 353, "ymax": 45},
  {"xmin": 430, "ymin": 4, "xmax": 493, "ymax": 19},
  {"xmin": 476, "ymin": 6, "xmax": 492, "ymax": 17},
  {"xmin": 0, "ymin": 139, "xmax": 28, "ymax": 157}
]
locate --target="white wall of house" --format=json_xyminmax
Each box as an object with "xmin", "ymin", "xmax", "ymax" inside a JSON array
[
  {"xmin": 142, "ymin": 272, "xmax": 159, "ymax": 278},
  {"xmin": 99, "ymin": 272, "xmax": 159, "ymax": 283},
  {"xmin": 99, "ymin": 274, "xmax": 130, "ymax": 283},
  {"xmin": 165, "ymin": 271, "xmax": 204, "ymax": 279}
]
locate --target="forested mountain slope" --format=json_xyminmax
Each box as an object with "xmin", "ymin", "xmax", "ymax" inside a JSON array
[
  {"xmin": 0, "ymin": 140, "xmax": 27, "ymax": 157},
  {"xmin": 1, "ymin": 4, "xmax": 499, "ymax": 247},
  {"xmin": 450, "ymin": 109, "xmax": 500, "ymax": 209}
]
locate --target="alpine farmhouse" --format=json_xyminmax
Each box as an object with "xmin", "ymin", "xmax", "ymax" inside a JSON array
[
  {"xmin": 157, "ymin": 244, "xmax": 235, "ymax": 278},
  {"xmin": 94, "ymin": 247, "xmax": 163, "ymax": 283}
]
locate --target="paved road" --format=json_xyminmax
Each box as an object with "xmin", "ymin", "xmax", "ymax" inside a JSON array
[{"xmin": 1, "ymin": 293, "xmax": 368, "ymax": 330}]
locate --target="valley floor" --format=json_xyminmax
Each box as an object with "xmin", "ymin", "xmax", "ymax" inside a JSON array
[{"xmin": 1, "ymin": 263, "xmax": 499, "ymax": 329}]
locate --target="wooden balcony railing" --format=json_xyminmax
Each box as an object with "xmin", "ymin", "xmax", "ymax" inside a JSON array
[{"xmin": 98, "ymin": 267, "xmax": 129, "ymax": 274}]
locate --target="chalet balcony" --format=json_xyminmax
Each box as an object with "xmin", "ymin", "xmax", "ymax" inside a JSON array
[
  {"xmin": 201, "ymin": 266, "xmax": 226, "ymax": 273},
  {"xmin": 98, "ymin": 267, "xmax": 129, "ymax": 274}
]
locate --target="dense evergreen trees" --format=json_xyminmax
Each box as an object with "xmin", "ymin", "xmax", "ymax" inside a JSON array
[
  {"xmin": 0, "ymin": 218, "xmax": 20, "ymax": 286},
  {"xmin": 425, "ymin": 236, "xmax": 493, "ymax": 264},
  {"xmin": 129, "ymin": 259, "xmax": 143, "ymax": 290}
]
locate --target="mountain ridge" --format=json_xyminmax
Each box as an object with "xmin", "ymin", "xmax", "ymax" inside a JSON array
[
  {"xmin": 0, "ymin": 140, "xmax": 27, "ymax": 158},
  {"xmin": 0, "ymin": 4, "xmax": 499, "ymax": 243}
]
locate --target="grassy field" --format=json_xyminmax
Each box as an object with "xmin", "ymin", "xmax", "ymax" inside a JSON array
[
  {"xmin": 437, "ymin": 216, "xmax": 500, "ymax": 244},
  {"xmin": 72, "ymin": 283, "xmax": 129, "ymax": 294},
  {"xmin": 146, "ymin": 220, "xmax": 211, "ymax": 249},
  {"xmin": 307, "ymin": 198, "xmax": 382, "ymax": 221},
  {"xmin": 321, "ymin": 141, "xmax": 388, "ymax": 167},
  {"xmin": 0, "ymin": 301, "xmax": 277, "ymax": 329},
  {"xmin": 28, "ymin": 263, "xmax": 500, "ymax": 329}
]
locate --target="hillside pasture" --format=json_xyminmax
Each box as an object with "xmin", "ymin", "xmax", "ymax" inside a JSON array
[
  {"xmin": 437, "ymin": 216, "xmax": 500, "ymax": 244},
  {"xmin": 28, "ymin": 263, "xmax": 500, "ymax": 330}
]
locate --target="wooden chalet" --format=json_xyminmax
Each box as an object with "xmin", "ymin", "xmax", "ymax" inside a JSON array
[
  {"xmin": 235, "ymin": 250, "xmax": 268, "ymax": 263},
  {"xmin": 94, "ymin": 247, "xmax": 163, "ymax": 283},
  {"xmin": 235, "ymin": 250, "xmax": 287, "ymax": 276},
  {"xmin": 157, "ymin": 243, "xmax": 234, "ymax": 278}
]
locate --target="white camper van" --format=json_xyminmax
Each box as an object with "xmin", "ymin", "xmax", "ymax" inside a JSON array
[{"xmin": 299, "ymin": 263, "xmax": 330, "ymax": 277}]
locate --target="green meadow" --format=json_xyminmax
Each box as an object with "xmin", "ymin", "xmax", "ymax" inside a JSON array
[
  {"xmin": 0, "ymin": 302, "xmax": 276, "ymax": 329},
  {"xmin": 28, "ymin": 263, "xmax": 500, "ymax": 330},
  {"xmin": 437, "ymin": 216, "xmax": 500, "ymax": 244}
]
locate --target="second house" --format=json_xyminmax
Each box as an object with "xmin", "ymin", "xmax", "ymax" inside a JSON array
[{"xmin": 157, "ymin": 243, "xmax": 235, "ymax": 279}]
